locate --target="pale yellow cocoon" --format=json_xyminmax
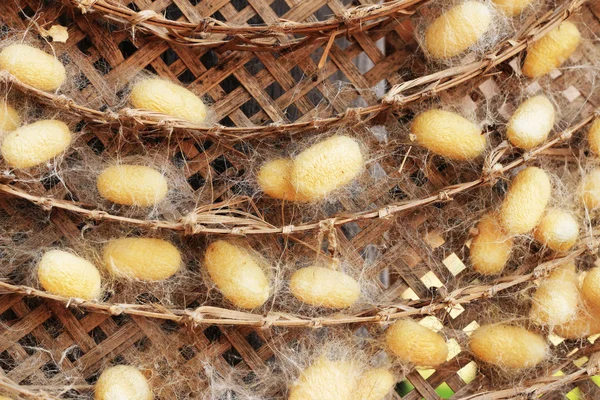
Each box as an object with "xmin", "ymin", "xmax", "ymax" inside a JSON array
[
  {"xmin": 522, "ymin": 21, "xmax": 581, "ymax": 78},
  {"xmin": 0, "ymin": 396, "xmax": 12, "ymax": 400},
  {"xmin": 257, "ymin": 159, "xmax": 309, "ymax": 201},
  {"xmin": 555, "ymin": 309, "xmax": 600, "ymax": 339},
  {"xmin": 289, "ymin": 266, "xmax": 360, "ymax": 309},
  {"xmin": 533, "ymin": 209, "xmax": 578, "ymax": 252},
  {"xmin": 579, "ymin": 168, "xmax": 600, "ymax": 211},
  {"xmin": 97, "ymin": 165, "xmax": 168, "ymax": 207},
  {"xmin": 470, "ymin": 213, "xmax": 513, "ymax": 275},
  {"xmin": 103, "ymin": 237, "xmax": 181, "ymax": 281},
  {"xmin": 0, "ymin": 44, "xmax": 66, "ymax": 91},
  {"xmin": 2, "ymin": 120, "xmax": 71, "ymax": 168},
  {"xmin": 204, "ymin": 241, "xmax": 270, "ymax": 309},
  {"xmin": 425, "ymin": 1, "xmax": 492, "ymax": 59},
  {"xmin": 470, "ymin": 324, "xmax": 547, "ymax": 369},
  {"xmin": 385, "ymin": 319, "xmax": 448, "ymax": 367},
  {"xmin": 492, "ymin": 0, "xmax": 534, "ymax": 16},
  {"xmin": 351, "ymin": 369, "xmax": 395, "ymax": 400},
  {"xmin": 38, "ymin": 250, "xmax": 102, "ymax": 300},
  {"xmin": 290, "ymin": 136, "xmax": 363, "ymax": 201},
  {"xmin": 130, "ymin": 78, "xmax": 207, "ymax": 124},
  {"xmin": 0, "ymin": 102, "xmax": 19, "ymax": 132},
  {"xmin": 411, "ymin": 109, "xmax": 486, "ymax": 160},
  {"xmin": 94, "ymin": 365, "xmax": 152, "ymax": 400},
  {"xmin": 530, "ymin": 264, "xmax": 579, "ymax": 326},
  {"xmin": 289, "ymin": 357, "xmax": 358, "ymax": 400},
  {"xmin": 506, "ymin": 95, "xmax": 555, "ymax": 150},
  {"xmin": 582, "ymin": 268, "xmax": 600, "ymax": 311},
  {"xmin": 588, "ymin": 119, "xmax": 600, "ymax": 156},
  {"xmin": 499, "ymin": 167, "xmax": 551, "ymax": 235}
]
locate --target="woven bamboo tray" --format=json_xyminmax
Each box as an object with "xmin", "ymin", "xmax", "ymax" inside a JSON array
[{"xmin": 1, "ymin": 0, "xmax": 600, "ymax": 398}]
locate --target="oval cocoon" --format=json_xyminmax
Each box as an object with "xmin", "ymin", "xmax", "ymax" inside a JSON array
[
  {"xmin": 289, "ymin": 358, "xmax": 357, "ymax": 400},
  {"xmin": 580, "ymin": 168, "xmax": 600, "ymax": 211},
  {"xmin": 522, "ymin": 21, "xmax": 581, "ymax": 78},
  {"xmin": 38, "ymin": 250, "xmax": 102, "ymax": 300},
  {"xmin": 290, "ymin": 266, "xmax": 360, "ymax": 309},
  {"xmin": 425, "ymin": 1, "xmax": 492, "ymax": 59},
  {"xmin": 103, "ymin": 237, "xmax": 181, "ymax": 281},
  {"xmin": 95, "ymin": 365, "xmax": 152, "ymax": 400},
  {"xmin": 0, "ymin": 102, "xmax": 19, "ymax": 132},
  {"xmin": 204, "ymin": 241, "xmax": 270, "ymax": 309},
  {"xmin": 555, "ymin": 309, "xmax": 600, "ymax": 339},
  {"xmin": 411, "ymin": 109, "xmax": 486, "ymax": 160},
  {"xmin": 470, "ymin": 324, "xmax": 547, "ymax": 369},
  {"xmin": 0, "ymin": 44, "xmax": 66, "ymax": 91},
  {"xmin": 588, "ymin": 119, "xmax": 600, "ymax": 156},
  {"xmin": 97, "ymin": 165, "xmax": 168, "ymax": 207},
  {"xmin": 582, "ymin": 267, "xmax": 600, "ymax": 311},
  {"xmin": 500, "ymin": 167, "xmax": 551, "ymax": 235},
  {"xmin": 257, "ymin": 159, "xmax": 309, "ymax": 201},
  {"xmin": 2, "ymin": 120, "xmax": 71, "ymax": 168},
  {"xmin": 507, "ymin": 95, "xmax": 555, "ymax": 150},
  {"xmin": 290, "ymin": 136, "xmax": 363, "ymax": 201},
  {"xmin": 351, "ymin": 369, "xmax": 395, "ymax": 400},
  {"xmin": 492, "ymin": 0, "xmax": 534, "ymax": 16},
  {"xmin": 533, "ymin": 209, "xmax": 578, "ymax": 252},
  {"xmin": 470, "ymin": 213, "xmax": 513, "ymax": 275},
  {"xmin": 530, "ymin": 264, "xmax": 579, "ymax": 326},
  {"xmin": 386, "ymin": 319, "xmax": 448, "ymax": 367},
  {"xmin": 130, "ymin": 78, "xmax": 207, "ymax": 124}
]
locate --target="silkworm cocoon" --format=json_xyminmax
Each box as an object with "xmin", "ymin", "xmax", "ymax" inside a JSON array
[
  {"xmin": 0, "ymin": 44, "xmax": 66, "ymax": 91},
  {"xmin": 530, "ymin": 264, "xmax": 579, "ymax": 326},
  {"xmin": 1, "ymin": 120, "xmax": 71, "ymax": 168},
  {"xmin": 588, "ymin": 119, "xmax": 600, "ymax": 156},
  {"xmin": 0, "ymin": 102, "xmax": 19, "ymax": 132},
  {"xmin": 579, "ymin": 168, "xmax": 600, "ymax": 211},
  {"xmin": 492, "ymin": 0, "xmax": 534, "ymax": 16},
  {"xmin": 506, "ymin": 95, "xmax": 555, "ymax": 150},
  {"xmin": 0, "ymin": 396, "xmax": 12, "ymax": 400},
  {"xmin": 257, "ymin": 159, "xmax": 309, "ymax": 202},
  {"xmin": 289, "ymin": 266, "xmax": 360, "ymax": 309},
  {"xmin": 470, "ymin": 213, "xmax": 513, "ymax": 275},
  {"xmin": 351, "ymin": 369, "xmax": 395, "ymax": 400},
  {"xmin": 96, "ymin": 165, "xmax": 168, "ymax": 207},
  {"xmin": 289, "ymin": 357, "xmax": 357, "ymax": 400},
  {"xmin": 522, "ymin": 21, "xmax": 581, "ymax": 78},
  {"xmin": 103, "ymin": 237, "xmax": 181, "ymax": 281},
  {"xmin": 554, "ymin": 309, "xmax": 600, "ymax": 339},
  {"xmin": 499, "ymin": 167, "xmax": 551, "ymax": 235},
  {"xmin": 425, "ymin": 1, "xmax": 492, "ymax": 59},
  {"xmin": 469, "ymin": 324, "xmax": 547, "ymax": 369},
  {"xmin": 94, "ymin": 365, "xmax": 152, "ymax": 400},
  {"xmin": 582, "ymin": 267, "xmax": 600, "ymax": 311},
  {"xmin": 533, "ymin": 209, "xmax": 579, "ymax": 252},
  {"xmin": 37, "ymin": 250, "xmax": 102, "ymax": 300},
  {"xmin": 410, "ymin": 109, "xmax": 486, "ymax": 160},
  {"xmin": 289, "ymin": 136, "xmax": 363, "ymax": 201},
  {"xmin": 130, "ymin": 78, "xmax": 207, "ymax": 124},
  {"xmin": 385, "ymin": 319, "xmax": 448, "ymax": 367},
  {"xmin": 204, "ymin": 241, "xmax": 270, "ymax": 309}
]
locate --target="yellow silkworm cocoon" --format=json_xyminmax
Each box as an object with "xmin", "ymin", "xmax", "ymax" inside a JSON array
[
  {"xmin": 290, "ymin": 266, "xmax": 360, "ymax": 309},
  {"xmin": 204, "ymin": 241, "xmax": 270, "ymax": 309},
  {"xmin": 492, "ymin": 0, "xmax": 534, "ymax": 16},
  {"xmin": 94, "ymin": 365, "xmax": 152, "ymax": 400},
  {"xmin": 522, "ymin": 21, "xmax": 581, "ymax": 78},
  {"xmin": 470, "ymin": 324, "xmax": 547, "ymax": 369},
  {"xmin": 425, "ymin": 1, "xmax": 492, "ymax": 59},
  {"xmin": 582, "ymin": 267, "xmax": 600, "ymax": 311},
  {"xmin": 499, "ymin": 167, "xmax": 551, "ymax": 235},
  {"xmin": 97, "ymin": 165, "xmax": 168, "ymax": 206},
  {"xmin": 0, "ymin": 44, "xmax": 66, "ymax": 91},
  {"xmin": 555, "ymin": 309, "xmax": 600, "ymax": 339},
  {"xmin": 385, "ymin": 319, "xmax": 448, "ymax": 367},
  {"xmin": 411, "ymin": 109, "xmax": 486, "ymax": 160},
  {"xmin": 289, "ymin": 357, "xmax": 357, "ymax": 400},
  {"xmin": 37, "ymin": 250, "xmax": 102, "ymax": 300},
  {"xmin": 0, "ymin": 102, "xmax": 19, "ymax": 132},
  {"xmin": 2, "ymin": 120, "xmax": 71, "ymax": 168},
  {"xmin": 579, "ymin": 168, "xmax": 600, "ymax": 211},
  {"xmin": 130, "ymin": 78, "xmax": 207, "ymax": 124},
  {"xmin": 0, "ymin": 396, "xmax": 12, "ymax": 400},
  {"xmin": 588, "ymin": 119, "xmax": 600, "ymax": 156},
  {"xmin": 351, "ymin": 369, "xmax": 395, "ymax": 400},
  {"xmin": 533, "ymin": 209, "xmax": 578, "ymax": 252},
  {"xmin": 506, "ymin": 95, "xmax": 555, "ymax": 150},
  {"xmin": 290, "ymin": 136, "xmax": 364, "ymax": 201},
  {"xmin": 470, "ymin": 213, "xmax": 513, "ymax": 275},
  {"xmin": 103, "ymin": 237, "xmax": 181, "ymax": 281},
  {"xmin": 257, "ymin": 159, "xmax": 309, "ymax": 201},
  {"xmin": 530, "ymin": 264, "xmax": 579, "ymax": 326}
]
